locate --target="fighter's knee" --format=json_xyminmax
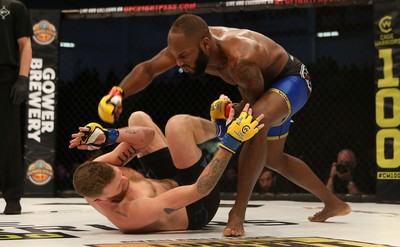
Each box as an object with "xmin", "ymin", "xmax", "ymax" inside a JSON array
[
  {"xmin": 165, "ymin": 114, "xmax": 190, "ymax": 136},
  {"xmin": 128, "ymin": 111, "xmax": 152, "ymax": 126},
  {"xmin": 252, "ymin": 104, "xmax": 288, "ymax": 129}
]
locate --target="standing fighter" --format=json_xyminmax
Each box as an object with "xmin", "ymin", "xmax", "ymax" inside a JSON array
[{"xmin": 97, "ymin": 14, "xmax": 351, "ymax": 236}]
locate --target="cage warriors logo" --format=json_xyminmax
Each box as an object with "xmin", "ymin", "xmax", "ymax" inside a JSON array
[
  {"xmin": 375, "ymin": 15, "xmax": 400, "ymax": 47},
  {"xmin": 379, "ymin": 15, "xmax": 392, "ymax": 33},
  {"xmin": 32, "ymin": 20, "xmax": 57, "ymax": 45},
  {"xmin": 26, "ymin": 159, "xmax": 54, "ymax": 185}
]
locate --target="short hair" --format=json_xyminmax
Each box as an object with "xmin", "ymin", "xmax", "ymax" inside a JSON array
[
  {"xmin": 73, "ymin": 161, "xmax": 115, "ymax": 198},
  {"xmin": 170, "ymin": 14, "xmax": 210, "ymax": 39},
  {"xmin": 338, "ymin": 149, "xmax": 357, "ymax": 169}
]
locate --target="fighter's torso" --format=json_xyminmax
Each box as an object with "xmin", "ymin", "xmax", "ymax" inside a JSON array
[
  {"xmin": 90, "ymin": 176, "xmax": 188, "ymax": 232},
  {"xmin": 206, "ymin": 26, "xmax": 289, "ymax": 86}
]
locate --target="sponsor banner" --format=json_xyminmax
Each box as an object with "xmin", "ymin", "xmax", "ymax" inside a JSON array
[
  {"xmin": 374, "ymin": 0, "xmax": 400, "ymax": 202},
  {"xmin": 24, "ymin": 9, "xmax": 60, "ymax": 195},
  {"xmin": 63, "ymin": 0, "xmax": 371, "ymax": 19}
]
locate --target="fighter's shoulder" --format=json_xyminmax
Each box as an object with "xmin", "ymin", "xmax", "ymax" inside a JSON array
[
  {"xmin": 149, "ymin": 47, "xmax": 176, "ymax": 66},
  {"xmin": 222, "ymin": 35, "xmax": 264, "ymax": 62},
  {"xmin": 212, "ymin": 27, "xmax": 263, "ymax": 50},
  {"xmin": 211, "ymin": 26, "xmax": 251, "ymax": 39}
]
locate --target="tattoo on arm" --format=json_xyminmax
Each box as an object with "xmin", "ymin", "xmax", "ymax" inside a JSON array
[
  {"xmin": 124, "ymin": 128, "xmax": 137, "ymax": 134},
  {"xmin": 139, "ymin": 148, "xmax": 152, "ymax": 156},
  {"xmin": 117, "ymin": 145, "xmax": 138, "ymax": 166},
  {"xmin": 232, "ymin": 60, "xmax": 263, "ymax": 102},
  {"xmin": 163, "ymin": 207, "xmax": 182, "ymax": 214},
  {"xmin": 197, "ymin": 156, "xmax": 229, "ymax": 194}
]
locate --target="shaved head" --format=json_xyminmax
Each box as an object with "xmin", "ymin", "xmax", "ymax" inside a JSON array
[
  {"xmin": 169, "ymin": 14, "xmax": 210, "ymax": 40},
  {"xmin": 167, "ymin": 14, "xmax": 211, "ymax": 76}
]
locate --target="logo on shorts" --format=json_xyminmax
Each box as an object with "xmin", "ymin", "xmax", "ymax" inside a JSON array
[
  {"xmin": 32, "ymin": 20, "xmax": 57, "ymax": 45},
  {"xmin": 26, "ymin": 159, "xmax": 54, "ymax": 185},
  {"xmin": 300, "ymin": 64, "xmax": 312, "ymax": 93},
  {"xmin": 0, "ymin": 6, "xmax": 10, "ymax": 19}
]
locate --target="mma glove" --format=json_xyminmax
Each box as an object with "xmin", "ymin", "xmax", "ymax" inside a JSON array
[
  {"xmin": 210, "ymin": 98, "xmax": 232, "ymax": 120},
  {"xmin": 10, "ymin": 75, "xmax": 29, "ymax": 105},
  {"xmin": 220, "ymin": 110, "xmax": 260, "ymax": 154},
  {"xmin": 210, "ymin": 98, "xmax": 232, "ymax": 139},
  {"xmin": 80, "ymin": 122, "xmax": 119, "ymax": 150},
  {"xmin": 98, "ymin": 86, "xmax": 124, "ymax": 124}
]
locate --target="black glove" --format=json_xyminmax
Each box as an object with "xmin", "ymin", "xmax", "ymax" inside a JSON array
[{"xmin": 10, "ymin": 75, "xmax": 29, "ymax": 105}]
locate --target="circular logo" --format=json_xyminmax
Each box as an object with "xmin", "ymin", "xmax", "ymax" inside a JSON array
[
  {"xmin": 27, "ymin": 160, "xmax": 54, "ymax": 186},
  {"xmin": 242, "ymin": 125, "xmax": 250, "ymax": 134},
  {"xmin": 379, "ymin": 16, "xmax": 392, "ymax": 34},
  {"xmin": 32, "ymin": 20, "xmax": 57, "ymax": 45}
]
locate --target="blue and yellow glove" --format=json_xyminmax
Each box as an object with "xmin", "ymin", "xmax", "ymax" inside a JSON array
[
  {"xmin": 220, "ymin": 110, "xmax": 261, "ymax": 154},
  {"xmin": 80, "ymin": 122, "xmax": 119, "ymax": 150},
  {"xmin": 98, "ymin": 86, "xmax": 124, "ymax": 124}
]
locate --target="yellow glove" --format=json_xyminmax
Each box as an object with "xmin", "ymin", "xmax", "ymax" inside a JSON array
[
  {"xmin": 210, "ymin": 98, "xmax": 232, "ymax": 120},
  {"xmin": 80, "ymin": 122, "xmax": 119, "ymax": 150},
  {"xmin": 98, "ymin": 86, "xmax": 124, "ymax": 124},
  {"xmin": 219, "ymin": 110, "xmax": 261, "ymax": 154}
]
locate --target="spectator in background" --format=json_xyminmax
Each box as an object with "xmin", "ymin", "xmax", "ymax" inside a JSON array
[
  {"xmin": 0, "ymin": 0, "xmax": 33, "ymax": 215},
  {"xmin": 254, "ymin": 168, "xmax": 277, "ymax": 193},
  {"xmin": 326, "ymin": 149, "xmax": 361, "ymax": 195}
]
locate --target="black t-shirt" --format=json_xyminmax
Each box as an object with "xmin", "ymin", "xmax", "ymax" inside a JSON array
[{"xmin": 0, "ymin": 0, "xmax": 33, "ymax": 67}]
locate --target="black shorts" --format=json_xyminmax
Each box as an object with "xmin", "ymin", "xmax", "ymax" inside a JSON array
[
  {"xmin": 138, "ymin": 148, "xmax": 177, "ymax": 179},
  {"xmin": 176, "ymin": 152, "xmax": 220, "ymax": 230},
  {"xmin": 138, "ymin": 148, "xmax": 220, "ymax": 230}
]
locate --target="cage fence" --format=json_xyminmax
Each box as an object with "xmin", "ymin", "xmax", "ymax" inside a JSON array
[{"xmin": 55, "ymin": 4, "xmax": 376, "ymax": 200}]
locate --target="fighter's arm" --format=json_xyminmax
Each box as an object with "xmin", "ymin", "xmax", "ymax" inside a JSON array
[
  {"xmin": 69, "ymin": 125, "xmax": 155, "ymax": 166},
  {"xmin": 99, "ymin": 48, "xmax": 177, "ymax": 124},
  {"xmin": 119, "ymin": 48, "xmax": 176, "ymax": 97},
  {"xmin": 229, "ymin": 42, "xmax": 265, "ymax": 105},
  {"xmin": 93, "ymin": 126, "xmax": 155, "ymax": 166}
]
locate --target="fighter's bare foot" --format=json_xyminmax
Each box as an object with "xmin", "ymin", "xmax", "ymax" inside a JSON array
[
  {"xmin": 223, "ymin": 211, "xmax": 245, "ymax": 237},
  {"xmin": 308, "ymin": 202, "xmax": 351, "ymax": 222}
]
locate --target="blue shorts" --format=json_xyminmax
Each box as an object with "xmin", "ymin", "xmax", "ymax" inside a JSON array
[{"xmin": 267, "ymin": 74, "xmax": 311, "ymax": 140}]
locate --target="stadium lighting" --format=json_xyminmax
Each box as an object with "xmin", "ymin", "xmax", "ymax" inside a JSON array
[
  {"xmin": 60, "ymin": 42, "xmax": 76, "ymax": 48},
  {"xmin": 317, "ymin": 31, "xmax": 339, "ymax": 38}
]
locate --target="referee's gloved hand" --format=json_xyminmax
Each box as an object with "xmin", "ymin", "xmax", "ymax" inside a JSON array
[{"xmin": 10, "ymin": 75, "xmax": 29, "ymax": 105}]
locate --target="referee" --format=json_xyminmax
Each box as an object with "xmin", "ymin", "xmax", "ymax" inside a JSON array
[{"xmin": 0, "ymin": 0, "xmax": 32, "ymax": 214}]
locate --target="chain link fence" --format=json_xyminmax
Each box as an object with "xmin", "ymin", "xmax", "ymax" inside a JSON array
[{"xmin": 55, "ymin": 5, "xmax": 376, "ymax": 199}]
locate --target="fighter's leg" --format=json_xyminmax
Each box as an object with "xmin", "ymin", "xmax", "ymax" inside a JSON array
[
  {"xmin": 165, "ymin": 115, "xmax": 216, "ymax": 169},
  {"xmin": 127, "ymin": 111, "xmax": 168, "ymax": 157},
  {"xmin": 127, "ymin": 111, "xmax": 179, "ymax": 179},
  {"xmin": 266, "ymin": 138, "xmax": 351, "ymax": 222},
  {"xmin": 224, "ymin": 91, "xmax": 288, "ymax": 237}
]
